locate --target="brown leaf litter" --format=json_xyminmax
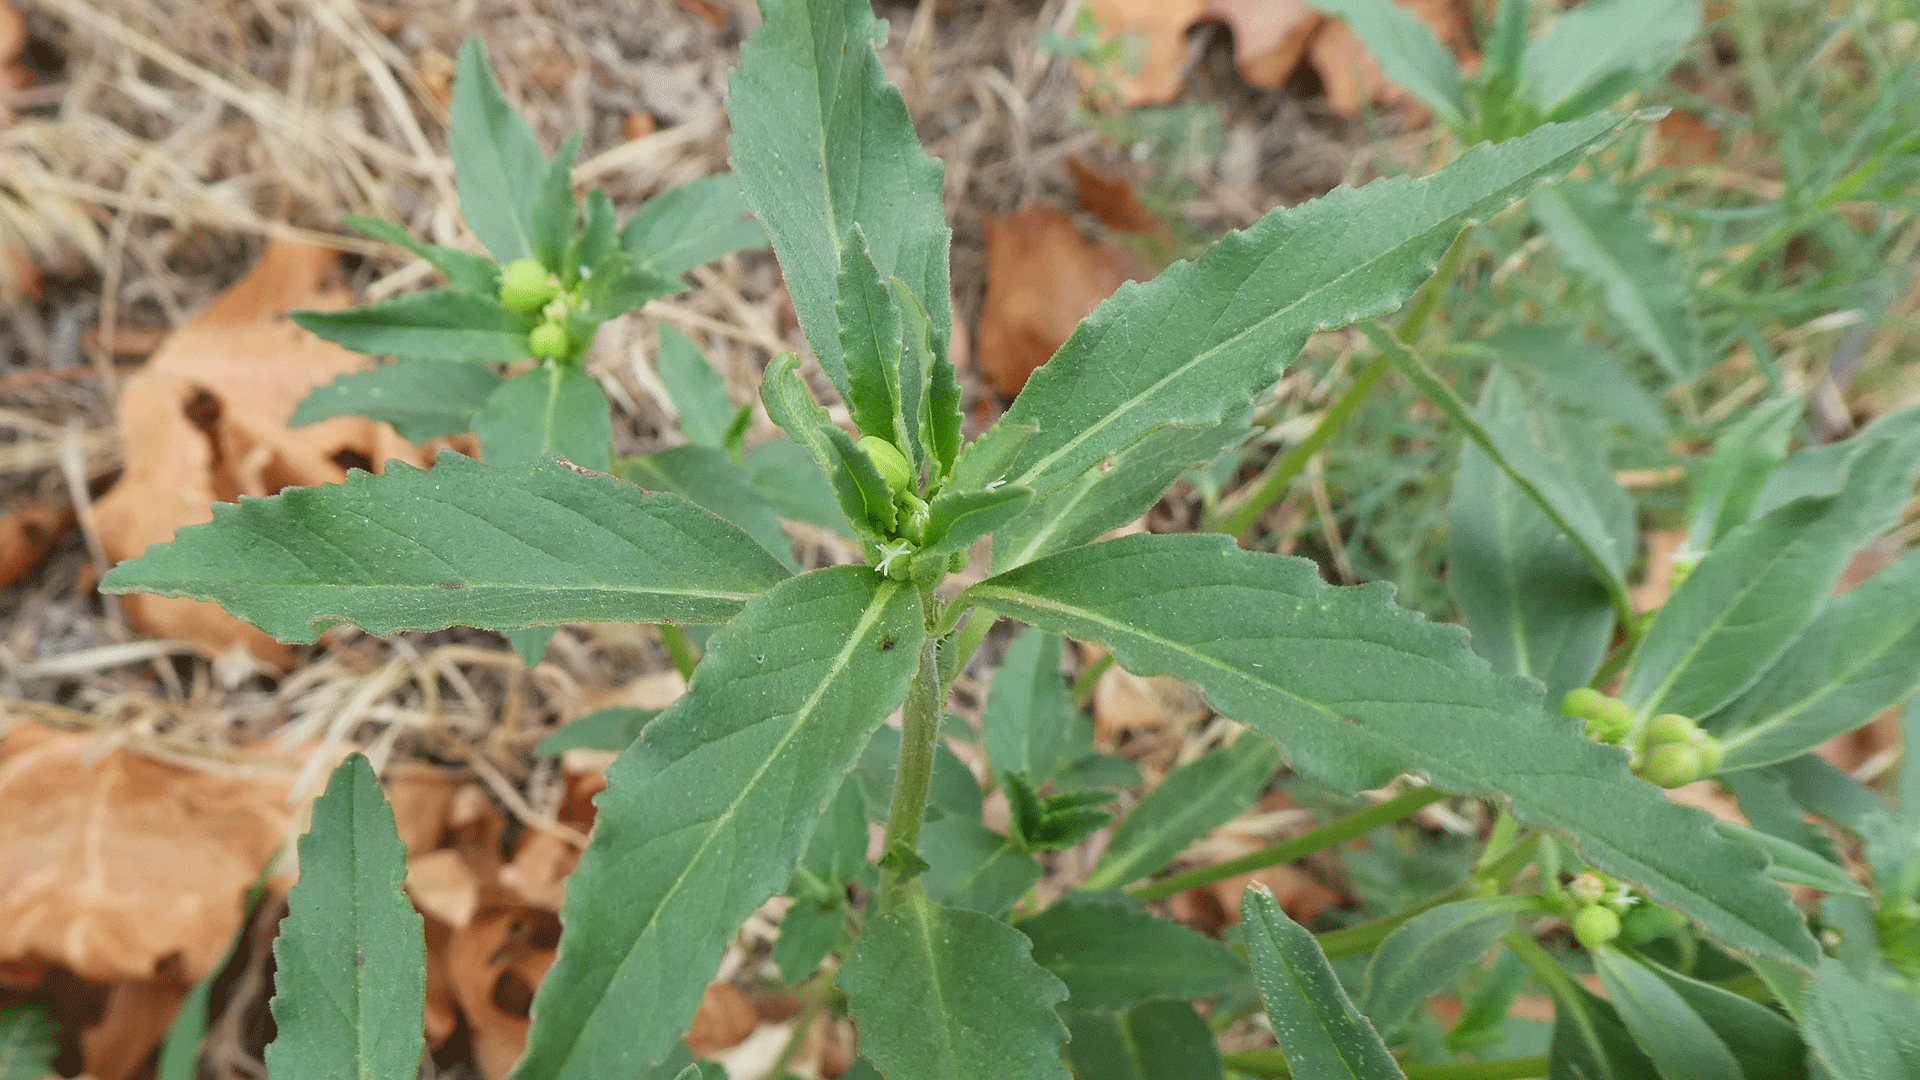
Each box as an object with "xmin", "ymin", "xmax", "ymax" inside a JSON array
[{"xmin": 87, "ymin": 239, "xmax": 452, "ymax": 670}]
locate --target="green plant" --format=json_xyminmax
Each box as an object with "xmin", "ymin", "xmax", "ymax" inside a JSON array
[{"xmin": 102, "ymin": 0, "xmax": 1920, "ymax": 1077}]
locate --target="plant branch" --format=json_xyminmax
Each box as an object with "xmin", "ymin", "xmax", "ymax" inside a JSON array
[
  {"xmin": 1130, "ymin": 786, "xmax": 1448, "ymax": 901},
  {"xmin": 1318, "ymin": 832, "xmax": 1543, "ymax": 959},
  {"xmin": 878, "ymin": 632, "xmax": 945, "ymax": 909},
  {"xmin": 1221, "ymin": 1050, "xmax": 1550, "ymax": 1079}
]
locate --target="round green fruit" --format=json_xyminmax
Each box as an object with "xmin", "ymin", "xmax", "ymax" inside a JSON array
[
  {"xmin": 1645, "ymin": 713, "xmax": 1697, "ymax": 746},
  {"xmin": 1573, "ymin": 905, "xmax": 1621, "ymax": 950},
  {"xmin": 1641, "ymin": 742, "xmax": 1704, "ymax": 788},
  {"xmin": 528, "ymin": 321, "xmax": 572, "ymax": 360},
  {"xmin": 1694, "ymin": 736, "xmax": 1726, "ymax": 775},
  {"xmin": 857, "ymin": 436, "xmax": 913, "ymax": 495},
  {"xmin": 500, "ymin": 258, "xmax": 560, "ymax": 314}
]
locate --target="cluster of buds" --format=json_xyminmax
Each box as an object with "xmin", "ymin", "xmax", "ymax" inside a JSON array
[
  {"xmin": 1565, "ymin": 870, "xmax": 1688, "ymax": 950},
  {"xmin": 857, "ymin": 436, "xmax": 931, "ymax": 578},
  {"xmin": 500, "ymin": 258, "xmax": 574, "ymax": 360},
  {"xmin": 1560, "ymin": 689, "xmax": 1725, "ymax": 788}
]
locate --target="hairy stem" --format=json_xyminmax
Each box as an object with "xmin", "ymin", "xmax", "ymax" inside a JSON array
[
  {"xmin": 1131, "ymin": 786, "xmax": 1448, "ymax": 902},
  {"xmin": 878, "ymin": 632, "xmax": 945, "ymax": 910}
]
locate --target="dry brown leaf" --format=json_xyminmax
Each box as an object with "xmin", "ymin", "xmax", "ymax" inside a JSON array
[
  {"xmin": 0, "ymin": 721, "xmax": 306, "ymax": 986},
  {"xmin": 1091, "ymin": 664, "xmax": 1210, "ymax": 739},
  {"xmin": 1648, "ymin": 109, "xmax": 1719, "ymax": 169},
  {"xmin": 80, "ymin": 979, "xmax": 187, "ymax": 1080},
  {"xmin": 1065, "ymin": 157, "xmax": 1166, "ymax": 239},
  {"xmin": 424, "ymin": 916, "xmax": 460, "ymax": 1049},
  {"xmin": 1083, "ymin": 0, "xmax": 1207, "ymax": 106},
  {"xmin": 446, "ymin": 908, "xmax": 561, "ymax": 1080},
  {"xmin": 1169, "ymin": 862, "xmax": 1343, "ymax": 933},
  {"xmin": 89, "ymin": 240, "xmax": 447, "ymax": 668},
  {"xmin": 0, "ymin": 500, "xmax": 71, "ymax": 592},
  {"xmin": 386, "ymin": 765, "xmax": 462, "ymax": 858},
  {"xmin": 407, "ymin": 849, "xmax": 481, "ymax": 929},
  {"xmin": 977, "ymin": 204, "xmax": 1146, "ymax": 399},
  {"xmin": 0, "ymin": 1, "xmax": 26, "ymax": 120},
  {"xmin": 685, "ymin": 982, "xmax": 760, "ymax": 1058},
  {"xmin": 1307, "ymin": 0, "xmax": 1475, "ymax": 119},
  {"xmin": 1205, "ymin": 0, "xmax": 1324, "ymax": 89}
]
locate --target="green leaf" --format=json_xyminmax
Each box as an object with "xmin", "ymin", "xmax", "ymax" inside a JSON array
[
  {"xmin": 992, "ymin": 419, "xmax": 1250, "ymax": 574},
  {"xmin": 966, "ymin": 533, "xmax": 1819, "ymax": 966},
  {"xmin": 578, "ymin": 251, "xmax": 684, "ymax": 324},
  {"xmin": 473, "ymin": 362, "xmax": 612, "ymax": 472},
  {"xmin": 1081, "ymin": 734, "xmax": 1279, "ymax": 892},
  {"xmin": 1387, "ymin": 329, "xmax": 1633, "ymax": 621},
  {"xmin": 983, "ymin": 627, "xmax": 1074, "ymax": 784},
  {"xmin": 450, "ymin": 37, "xmax": 551, "ymax": 263},
  {"xmin": 1304, "ymin": 0, "xmax": 1469, "ymax": 132},
  {"xmin": 516, "ymin": 568, "xmax": 921, "ymax": 1080},
  {"xmin": 1064, "ymin": 1001, "xmax": 1225, "ymax": 1080},
  {"xmin": 505, "ymin": 625, "xmax": 557, "ymax": 667},
  {"xmin": 293, "ymin": 290, "xmax": 533, "ymax": 363},
  {"xmin": 1754, "ymin": 403, "xmax": 1920, "ymax": 517},
  {"xmin": 1680, "ymin": 397, "xmax": 1802, "ymax": 558},
  {"xmin": 1242, "ymin": 882, "xmax": 1406, "ymax": 1080},
  {"xmin": 1021, "ymin": 896, "xmax": 1247, "ymax": 1011},
  {"xmin": 1625, "ymin": 433, "xmax": 1920, "ymax": 722},
  {"xmin": 1590, "ymin": 948, "xmax": 1743, "ymax": 1080},
  {"xmin": 619, "ymin": 445, "xmax": 797, "ymax": 570},
  {"xmin": 1448, "ymin": 372, "xmax": 1623, "ymax": 701},
  {"xmin": 344, "ymin": 215, "xmax": 500, "ymax": 294},
  {"xmin": 797, "ymin": 777, "xmax": 870, "ymax": 895},
  {"xmin": 1638, "ymin": 954, "xmax": 1810, "ymax": 1080},
  {"xmin": 950, "ymin": 114, "xmax": 1620, "ymax": 503},
  {"xmin": 737, "ymin": 439, "xmax": 850, "ymax": 535},
  {"xmin": 531, "ymin": 131, "xmax": 581, "ymax": 271},
  {"xmin": 1546, "ymin": 981, "xmax": 1660, "ymax": 1080},
  {"xmin": 1803, "ymin": 955, "xmax": 1920, "ymax": 1078},
  {"xmin": 1712, "ymin": 546, "xmax": 1920, "ymax": 769},
  {"xmin": 1531, "ymin": 179, "xmax": 1701, "ymax": 380},
  {"xmin": 102, "ymin": 452, "xmax": 790, "ymax": 640},
  {"xmin": 836, "ymin": 232, "xmax": 907, "ymax": 449},
  {"xmin": 760, "ymin": 354, "xmax": 894, "ymax": 539},
  {"xmin": 1520, "ymin": 0, "xmax": 1701, "ymax": 120},
  {"xmin": 572, "ymin": 190, "xmax": 619, "ymax": 277},
  {"xmin": 918, "ymin": 816, "xmax": 1042, "ymax": 917},
  {"xmin": 0, "ymin": 1004, "xmax": 58, "ymax": 1080},
  {"xmin": 838, "ymin": 894, "xmax": 1070, "ymax": 1080},
  {"xmin": 619, "ymin": 174, "xmax": 767, "ymax": 278},
  {"xmin": 1475, "ymin": 325, "xmax": 1668, "ymax": 435},
  {"xmin": 537, "ymin": 706, "xmax": 656, "ymax": 755},
  {"xmin": 291, "ymin": 359, "xmax": 503, "ymax": 443},
  {"xmin": 265, "ymin": 754, "xmax": 425, "ymax": 1080},
  {"xmin": 728, "ymin": 0, "xmax": 951, "ymax": 401},
  {"xmin": 1713, "ymin": 820, "xmax": 1865, "ymax": 896},
  {"xmin": 773, "ymin": 897, "xmax": 845, "ymax": 984},
  {"xmin": 653, "ymin": 325, "xmax": 737, "ymax": 449},
  {"xmin": 911, "ymin": 486, "xmax": 1034, "ymax": 574},
  {"xmin": 1359, "ymin": 899, "xmax": 1522, "ymax": 1037}
]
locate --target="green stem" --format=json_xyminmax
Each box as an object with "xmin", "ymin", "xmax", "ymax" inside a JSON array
[
  {"xmin": 1221, "ymin": 1050, "xmax": 1549, "ymax": 1079},
  {"xmin": 1131, "ymin": 787, "xmax": 1448, "ymax": 902},
  {"xmin": 1206, "ymin": 353, "xmax": 1391, "ymax": 538},
  {"xmin": 879, "ymin": 633, "xmax": 946, "ymax": 910},
  {"xmin": 1070, "ymin": 652, "xmax": 1115, "ymax": 707},
  {"xmin": 938, "ymin": 609, "xmax": 997, "ymax": 696},
  {"xmin": 658, "ymin": 624, "xmax": 700, "ymax": 680},
  {"xmin": 1207, "ymin": 227, "xmax": 1474, "ymax": 539}
]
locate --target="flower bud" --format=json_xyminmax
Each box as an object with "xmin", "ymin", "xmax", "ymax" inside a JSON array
[
  {"xmin": 1573, "ymin": 904, "xmax": 1622, "ymax": 950},
  {"xmin": 528, "ymin": 320, "xmax": 571, "ymax": 360},
  {"xmin": 857, "ymin": 436, "xmax": 913, "ymax": 495},
  {"xmin": 500, "ymin": 258, "xmax": 560, "ymax": 314},
  {"xmin": 1645, "ymin": 713, "xmax": 1697, "ymax": 746},
  {"xmin": 1641, "ymin": 742, "xmax": 1704, "ymax": 788}
]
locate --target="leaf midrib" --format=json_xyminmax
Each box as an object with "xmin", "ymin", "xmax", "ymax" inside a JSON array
[{"xmin": 1719, "ymin": 605, "xmax": 1920, "ymax": 759}]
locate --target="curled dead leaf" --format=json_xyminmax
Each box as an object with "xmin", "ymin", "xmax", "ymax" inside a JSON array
[
  {"xmin": 1307, "ymin": 0, "xmax": 1476, "ymax": 120},
  {"xmin": 89, "ymin": 240, "xmax": 451, "ymax": 668},
  {"xmin": 80, "ymin": 979, "xmax": 187, "ymax": 1080},
  {"xmin": 1204, "ymin": 0, "xmax": 1323, "ymax": 89},
  {"xmin": 0, "ymin": 500, "xmax": 71, "ymax": 592},
  {"xmin": 0, "ymin": 721, "xmax": 307, "ymax": 986},
  {"xmin": 1081, "ymin": 0, "xmax": 1206, "ymax": 106},
  {"xmin": 446, "ymin": 908, "xmax": 561, "ymax": 1080},
  {"xmin": 685, "ymin": 982, "xmax": 760, "ymax": 1058},
  {"xmin": 977, "ymin": 204, "xmax": 1147, "ymax": 399}
]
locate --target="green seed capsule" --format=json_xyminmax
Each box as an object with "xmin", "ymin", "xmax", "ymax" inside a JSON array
[
  {"xmin": 528, "ymin": 321, "xmax": 571, "ymax": 359},
  {"xmin": 1645, "ymin": 713, "xmax": 1697, "ymax": 746},
  {"xmin": 1562, "ymin": 688, "xmax": 1632, "ymax": 744},
  {"xmin": 1641, "ymin": 742, "xmax": 1704, "ymax": 788},
  {"xmin": 1573, "ymin": 904, "xmax": 1622, "ymax": 950},
  {"xmin": 857, "ymin": 436, "xmax": 913, "ymax": 495},
  {"xmin": 1694, "ymin": 736, "xmax": 1726, "ymax": 776},
  {"xmin": 500, "ymin": 258, "xmax": 560, "ymax": 314}
]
